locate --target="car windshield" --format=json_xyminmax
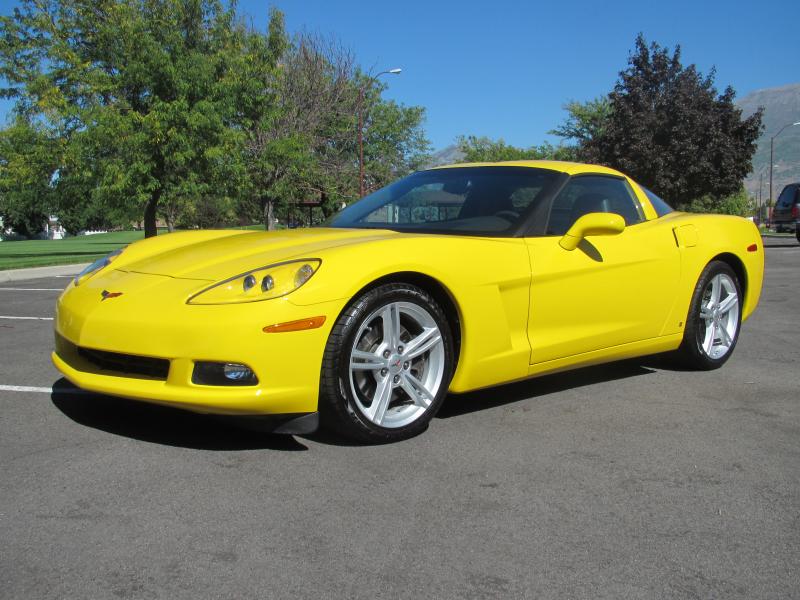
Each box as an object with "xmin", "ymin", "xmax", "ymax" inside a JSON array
[{"xmin": 327, "ymin": 166, "xmax": 561, "ymax": 236}]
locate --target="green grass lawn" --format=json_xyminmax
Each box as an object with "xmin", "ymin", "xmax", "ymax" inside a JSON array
[
  {"xmin": 0, "ymin": 225, "xmax": 269, "ymax": 271},
  {"xmin": 0, "ymin": 230, "xmax": 146, "ymax": 270}
]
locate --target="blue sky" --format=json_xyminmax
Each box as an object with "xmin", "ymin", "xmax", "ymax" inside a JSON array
[{"xmin": 1, "ymin": 0, "xmax": 798, "ymax": 150}]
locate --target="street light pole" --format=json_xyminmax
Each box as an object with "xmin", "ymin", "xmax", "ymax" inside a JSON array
[
  {"xmin": 358, "ymin": 68, "xmax": 402, "ymax": 197},
  {"xmin": 769, "ymin": 121, "xmax": 800, "ymax": 205}
]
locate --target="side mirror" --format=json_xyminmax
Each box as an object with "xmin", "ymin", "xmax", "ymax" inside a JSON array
[{"xmin": 559, "ymin": 212, "xmax": 625, "ymax": 251}]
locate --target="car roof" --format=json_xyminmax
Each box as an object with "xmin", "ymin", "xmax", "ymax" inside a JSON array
[{"xmin": 433, "ymin": 160, "xmax": 627, "ymax": 177}]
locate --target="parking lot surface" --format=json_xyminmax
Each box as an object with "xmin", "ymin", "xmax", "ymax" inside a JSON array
[{"xmin": 1, "ymin": 239, "xmax": 798, "ymax": 599}]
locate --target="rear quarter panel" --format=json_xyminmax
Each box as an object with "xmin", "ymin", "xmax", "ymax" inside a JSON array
[{"xmin": 660, "ymin": 212, "xmax": 763, "ymax": 337}]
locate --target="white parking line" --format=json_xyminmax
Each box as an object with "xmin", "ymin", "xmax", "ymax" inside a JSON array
[
  {"xmin": 0, "ymin": 315, "xmax": 54, "ymax": 321},
  {"xmin": 0, "ymin": 288, "xmax": 63, "ymax": 291},
  {"xmin": 0, "ymin": 384, "xmax": 88, "ymax": 394},
  {"xmin": 0, "ymin": 385, "xmax": 54, "ymax": 393}
]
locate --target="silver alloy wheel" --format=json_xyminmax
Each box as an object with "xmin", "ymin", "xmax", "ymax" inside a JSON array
[
  {"xmin": 348, "ymin": 301, "xmax": 445, "ymax": 428},
  {"xmin": 697, "ymin": 273, "xmax": 740, "ymax": 359}
]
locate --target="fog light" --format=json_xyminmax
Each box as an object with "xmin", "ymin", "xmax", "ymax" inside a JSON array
[
  {"xmin": 192, "ymin": 361, "xmax": 258, "ymax": 386},
  {"xmin": 224, "ymin": 363, "xmax": 252, "ymax": 381}
]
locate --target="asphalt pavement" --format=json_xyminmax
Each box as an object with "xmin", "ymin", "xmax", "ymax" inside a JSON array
[{"xmin": 1, "ymin": 239, "xmax": 798, "ymax": 599}]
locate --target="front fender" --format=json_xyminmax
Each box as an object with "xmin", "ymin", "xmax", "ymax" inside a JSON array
[{"xmin": 289, "ymin": 235, "xmax": 534, "ymax": 392}]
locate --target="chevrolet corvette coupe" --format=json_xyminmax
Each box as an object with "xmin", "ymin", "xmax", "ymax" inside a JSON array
[{"xmin": 53, "ymin": 161, "xmax": 764, "ymax": 443}]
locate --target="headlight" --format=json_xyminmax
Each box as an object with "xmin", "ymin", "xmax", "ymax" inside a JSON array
[
  {"xmin": 187, "ymin": 259, "xmax": 321, "ymax": 305},
  {"xmin": 73, "ymin": 248, "xmax": 125, "ymax": 285}
]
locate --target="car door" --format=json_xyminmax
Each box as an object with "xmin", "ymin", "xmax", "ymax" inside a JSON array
[{"xmin": 524, "ymin": 174, "xmax": 681, "ymax": 364}]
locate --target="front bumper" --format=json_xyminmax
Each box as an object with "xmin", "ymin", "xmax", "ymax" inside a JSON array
[{"xmin": 52, "ymin": 269, "xmax": 345, "ymax": 416}]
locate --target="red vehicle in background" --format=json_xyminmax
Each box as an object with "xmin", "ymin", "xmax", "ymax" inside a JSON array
[{"xmin": 772, "ymin": 183, "xmax": 800, "ymax": 241}]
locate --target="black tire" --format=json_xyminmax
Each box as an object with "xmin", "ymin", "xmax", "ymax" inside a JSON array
[
  {"xmin": 675, "ymin": 260, "xmax": 742, "ymax": 370},
  {"xmin": 795, "ymin": 227, "xmax": 800, "ymax": 244},
  {"xmin": 319, "ymin": 283, "xmax": 455, "ymax": 443}
]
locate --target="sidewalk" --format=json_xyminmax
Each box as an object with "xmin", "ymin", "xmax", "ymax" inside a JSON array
[{"xmin": 0, "ymin": 263, "xmax": 89, "ymax": 283}]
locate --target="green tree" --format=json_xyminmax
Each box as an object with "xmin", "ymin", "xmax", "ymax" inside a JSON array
[
  {"xmin": 686, "ymin": 187, "xmax": 753, "ymax": 217},
  {"xmin": 360, "ymin": 81, "xmax": 430, "ymax": 194},
  {"xmin": 1, "ymin": 0, "xmax": 250, "ymax": 237},
  {"xmin": 0, "ymin": 119, "xmax": 60, "ymax": 237},
  {"xmin": 240, "ymin": 26, "xmax": 359, "ymax": 229},
  {"xmin": 1, "ymin": 2, "xmax": 432, "ymax": 235},
  {"xmin": 549, "ymin": 96, "xmax": 612, "ymax": 159},
  {"xmin": 457, "ymin": 135, "xmax": 577, "ymax": 163},
  {"xmin": 583, "ymin": 34, "xmax": 763, "ymax": 209},
  {"xmin": 242, "ymin": 32, "xmax": 430, "ymax": 228}
]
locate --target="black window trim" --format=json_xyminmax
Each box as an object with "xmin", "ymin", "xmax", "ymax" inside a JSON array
[{"xmin": 510, "ymin": 171, "xmax": 569, "ymax": 237}]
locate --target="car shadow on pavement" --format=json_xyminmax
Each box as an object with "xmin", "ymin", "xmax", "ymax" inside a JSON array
[
  {"xmin": 50, "ymin": 378, "xmax": 308, "ymax": 451},
  {"xmin": 437, "ymin": 359, "xmax": 657, "ymax": 419},
  {"xmin": 50, "ymin": 356, "xmax": 685, "ymax": 448}
]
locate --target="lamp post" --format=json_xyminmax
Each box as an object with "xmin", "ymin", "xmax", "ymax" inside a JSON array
[
  {"xmin": 358, "ymin": 68, "xmax": 402, "ymax": 197},
  {"xmin": 769, "ymin": 121, "xmax": 800, "ymax": 205}
]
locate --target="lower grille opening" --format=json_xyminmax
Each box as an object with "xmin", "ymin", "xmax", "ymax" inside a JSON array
[
  {"xmin": 77, "ymin": 347, "xmax": 170, "ymax": 380},
  {"xmin": 57, "ymin": 334, "xmax": 170, "ymax": 380}
]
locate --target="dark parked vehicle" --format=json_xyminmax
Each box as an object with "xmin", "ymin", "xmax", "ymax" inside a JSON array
[{"xmin": 772, "ymin": 183, "xmax": 800, "ymax": 241}]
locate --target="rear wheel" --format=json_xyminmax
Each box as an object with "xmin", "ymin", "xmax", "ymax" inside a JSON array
[
  {"xmin": 319, "ymin": 283, "xmax": 454, "ymax": 443},
  {"xmin": 675, "ymin": 261, "xmax": 742, "ymax": 370}
]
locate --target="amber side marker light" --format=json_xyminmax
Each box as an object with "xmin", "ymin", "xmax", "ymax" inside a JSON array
[
  {"xmin": 263, "ymin": 316, "xmax": 326, "ymax": 333},
  {"xmin": 747, "ymin": 244, "xmax": 758, "ymax": 252}
]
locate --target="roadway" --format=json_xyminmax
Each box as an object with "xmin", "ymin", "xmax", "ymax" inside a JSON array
[{"xmin": 1, "ymin": 238, "xmax": 797, "ymax": 599}]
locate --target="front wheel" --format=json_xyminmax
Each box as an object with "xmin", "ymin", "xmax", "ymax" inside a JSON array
[
  {"xmin": 675, "ymin": 261, "xmax": 742, "ymax": 370},
  {"xmin": 319, "ymin": 283, "xmax": 454, "ymax": 443}
]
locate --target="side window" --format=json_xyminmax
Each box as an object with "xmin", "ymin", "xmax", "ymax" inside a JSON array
[
  {"xmin": 642, "ymin": 186, "xmax": 674, "ymax": 217},
  {"xmin": 776, "ymin": 187, "xmax": 792, "ymax": 208},
  {"xmin": 546, "ymin": 176, "xmax": 645, "ymax": 236}
]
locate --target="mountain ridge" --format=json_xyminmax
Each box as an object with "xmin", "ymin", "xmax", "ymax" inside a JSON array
[{"xmin": 737, "ymin": 82, "xmax": 800, "ymax": 202}]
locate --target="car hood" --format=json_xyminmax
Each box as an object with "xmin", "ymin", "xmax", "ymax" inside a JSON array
[{"xmin": 118, "ymin": 228, "xmax": 400, "ymax": 281}]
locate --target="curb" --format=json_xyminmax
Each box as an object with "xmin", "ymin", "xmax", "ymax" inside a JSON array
[{"xmin": 0, "ymin": 263, "xmax": 90, "ymax": 283}]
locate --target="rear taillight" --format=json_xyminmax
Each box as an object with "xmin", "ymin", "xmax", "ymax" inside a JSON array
[{"xmin": 792, "ymin": 204, "xmax": 799, "ymax": 218}]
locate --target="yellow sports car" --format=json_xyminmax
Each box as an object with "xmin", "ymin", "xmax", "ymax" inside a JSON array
[{"xmin": 52, "ymin": 161, "xmax": 764, "ymax": 443}]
